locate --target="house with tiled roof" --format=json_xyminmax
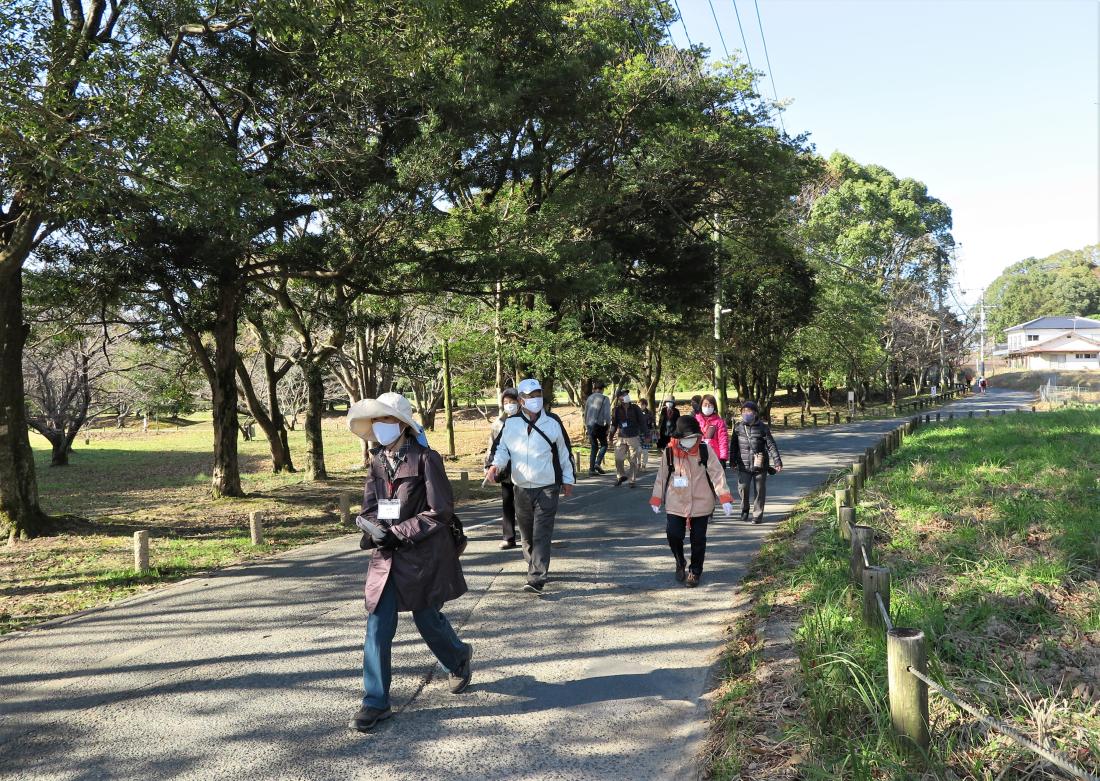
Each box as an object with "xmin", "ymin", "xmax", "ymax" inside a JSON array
[{"xmin": 1003, "ymin": 316, "xmax": 1100, "ymax": 370}]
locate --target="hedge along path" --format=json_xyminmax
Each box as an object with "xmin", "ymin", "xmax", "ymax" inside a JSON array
[{"xmin": 832, "ymin": 411, "xmax": 1099, "ymax": 780}]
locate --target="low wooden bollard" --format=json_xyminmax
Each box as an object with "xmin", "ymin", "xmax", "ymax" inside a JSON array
[
  {"xmin": 339, "ymin": 493, "xmax": 352, "ymax": 525},
  {"xmin": 851, "ymin": 461, "xmax": 864, "ymax": 493},
  {"xmin": 862, "ymin": 565, "xmax": 890, "ymax": 629},
  {"xmin": 850, "ymin": 524, "xmax": 874, "ymax": 585},
  {"xmin": 985, "ymin": 409, "xmax": 991, "ymax": 417},
  {"xmin": 574, "ymin": 449, "xmax": 584, "ymax": 479},
  {"xmin": 1031, "ymin": 405, "xmax": 1036, "ymax": 413},
  {"xmin": 835, "ymin": 488, "xmax": 851, "ymax": 518},
  {"xmin": 133, "ymin": 530, "xmax": 149, "ymax": 572},
  {"xmin": 249, "ymin": 512, "xmax": 263, "ymax": 545},
  {"xmin": 948, "ymin": 412, "xmax": 953, "ymax": 421},
  {"xmin": 847, "ymin": 473, "xmax": 859, "ymax": 505},
  {"xmin": 458, "ymin": 470, "xmax": 470, "ymax": 497},
  {"xmin": 873, "ymin": 445, "xmax": 883, "ymax": 472},
  {"xmin": 839, "ymin": 506, "xmax": 855, "ymax": 541},
  {"xmin": 888, "ymin": 628, "xmax": 930, "ymax": 753},
  {"xmin": 968, "ymin": 410, "xmax": 974, "ymax": 418}
]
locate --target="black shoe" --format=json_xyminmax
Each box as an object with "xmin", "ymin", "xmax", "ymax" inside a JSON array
[
  {"xmin": 740, "ymin": 513, "xmax": 750, "ymax": 524},
  {"xmin": 615, "ymin": 477, "xmax": 627, "ymax": 486},
  {"xmin": 594, "ymin": 467, "xmax": 606, "ymax": 475},
  {"xmin": 753, "ymin": 516, "xmax": 763, "ymax": 525},
  {"xmin": 449, "ymin": 644, "xmax": 473, "ymax": 693},
  {"xmin": 675, "ymin": 563, "xmax": 686, "ymax": 582},
  {"xmin": 588, "ymin": 469, "xmax": 598, "ymax": 477},
  {"xmin": 349, "ymin": 706, "xmax": 392, "ymax": 732},
  {"xmin": 523, "ymin": 582, "xmax": 544, "ymax": 595},
  {"xmin": 686, "ymin": 572, "xmax": 700, "ymax": 588},
  {"xmin": 499, "ymin": 539, "xmax": 517, "ymax": 550}
]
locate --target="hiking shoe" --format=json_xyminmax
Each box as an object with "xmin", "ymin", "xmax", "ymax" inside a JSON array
[
  {"xmin": 523, "ymin": 582, "xmax": 544, "ymax": 595},
  {"xmin": 686, "ymin": 572, "xmax": 700, "ymax": 588},
  {"xmin": 499, "ymin": 539, "xmax": 517, "ymax": 550},
  {"xmin": 675, "ymin": 563, "xmax": 686, "ymax": 582},
  {"xmin": 594, "ymin": 466, "xmax": 606, "ymax": 475},
  {"xmin": 449, "ymin": 644, "xmax": 473, "ymax": 693},
  {"xmin": 615, "ymin": 477, "xmax": 627, "ymax": 486},
  {"xmin": 739, "ymin": 513, "xmax": 750, "ymax": 524},
  {"xmin": 348, "ymin": 706, "xmax": 392, "ymax": 732}
]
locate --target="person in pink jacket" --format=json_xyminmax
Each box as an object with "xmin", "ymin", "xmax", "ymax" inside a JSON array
[
  {"xmin": 650, "ymin": 416, "xmax": 733, "ymax": 587},
  {"xmin": 694, "ymin": 393, "xmax": 730, "ymax": 469}
]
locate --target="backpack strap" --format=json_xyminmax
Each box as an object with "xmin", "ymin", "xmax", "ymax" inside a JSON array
[
  {"xmin": 661, "ymin": 445, "xmax": 675, "ymax": 500},
  {"xmin": 527, "ymin": 414, "xmax": 568, "ymax": 485},
  {"xmin": 699, "ymin": 444, "xmax": 716, "ymax": 497}
]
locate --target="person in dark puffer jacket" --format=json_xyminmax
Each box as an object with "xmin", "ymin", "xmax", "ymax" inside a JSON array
[{"xmin": 730, "ymin": 400, "xmax": 783, "ymax": 524}]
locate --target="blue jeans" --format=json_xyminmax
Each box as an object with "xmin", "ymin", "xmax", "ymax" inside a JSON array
[{"xmin": 362, "ymin": 577, "xmax": 466, "ymax": 709}]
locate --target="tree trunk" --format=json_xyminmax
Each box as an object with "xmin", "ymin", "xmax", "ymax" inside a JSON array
[
  {"xmin": 210, "ymin": 280, "xmax": 244, "ymax": 497},
  {"xmin": 235, "ymin": 356, "xmax": 295, "ymax": 473},
  {"xmin": 303, "ymin": 361, "xmax": 328, "ymax": 480},
  {"xmin": 0, "ymin": 257, "xmax": 51, "ymax": 539}
]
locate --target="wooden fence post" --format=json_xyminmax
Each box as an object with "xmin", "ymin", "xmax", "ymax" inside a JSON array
[
  {"xmin": 862, "ymin": 566, "xmax": 890, "ymax": 629},
  {"xmin": 339, "ymin": 493, "xmax": 351, "ymax": 525},
  {"xmin": 835, "ymin": 488, "xmax": 851, "ymax": 518},
  {"xmin": 839, "ymin": 506, "xmax": 855, "ymax": 542},
  {"xmin": 249, "ymin": 511, "xmax": 263, "ymax": 545},
  {"xmin": 888, "ymin": 628, "xmax": 930, "ymax": 753},
  {"xmin": 574, "ymin": 449, "xmax": 584, "ymax": 479},
  {"xmin": 846, "ymin": 473, "xmax": 859, "ymax": 505},
  {"xmin": 851, "ymin": 461, "xmax": 864, "ymax": 493},
  {"xmin": 458, "ymin": 470, "xmax": 470, "ymax": 498},
  {"xmin": 850, "ymin": 524, "xmax": 873, "ymax": 585},
  {"xmin": 133, "ymin": 530, "xmax": 149, "ymax": 573}
]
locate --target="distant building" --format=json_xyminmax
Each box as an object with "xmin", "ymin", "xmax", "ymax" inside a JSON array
[{"xmin": 1002, "ymin": 316, "xmax": 1100, "ymax": 370}]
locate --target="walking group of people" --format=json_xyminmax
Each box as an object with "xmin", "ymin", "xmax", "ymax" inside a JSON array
[{"xmin": 341, "ymin": 379, "xmax": 782, "ymax": 733}]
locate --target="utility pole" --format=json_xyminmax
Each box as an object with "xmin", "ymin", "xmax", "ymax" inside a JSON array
[
  {"xmin": 441, "ymin": 337, "xmax": 456, "ymax": 457},
  {"xmin": 713, "ymin": 219, "xmax": 728, "ymax": 418},
  {"xmin": 937, "ymin": 250, "xmax": 947, "ymax": 390},
  {"xmin": 977, "ymin": 288, "xmax": 986, "ymax": 379}
]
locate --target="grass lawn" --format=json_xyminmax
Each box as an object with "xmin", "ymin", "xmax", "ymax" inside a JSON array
[{"xmin": 708, "ymin": 408, "xmax": 1100, "ymax": 780}]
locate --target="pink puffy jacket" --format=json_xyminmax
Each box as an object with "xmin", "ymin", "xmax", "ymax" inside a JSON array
[{"xmin": 694, "ymin": 412, "xmax": 729, "ymax": 462}]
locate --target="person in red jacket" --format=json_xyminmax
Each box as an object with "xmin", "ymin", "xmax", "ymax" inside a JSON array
[{"xmin": 694, "ymin": 394, "xmax": 730, "ymax": 469}]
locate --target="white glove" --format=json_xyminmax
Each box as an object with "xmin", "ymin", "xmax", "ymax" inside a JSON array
[
  {"xmin": 722, "ymin": 502, "xmax": 733, "ymax": 517},
  {"xmin": 651, "ymin": 504, "xmax": 661, "ymax": 514}
]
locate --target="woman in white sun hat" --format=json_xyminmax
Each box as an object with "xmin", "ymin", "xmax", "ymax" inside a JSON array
[{"xmin": 345, "ymin": 391, "xmax": 471, "ymax": 733}]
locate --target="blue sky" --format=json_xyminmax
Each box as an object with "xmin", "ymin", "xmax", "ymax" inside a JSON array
[{"xmin": 671, "ymin": 0, "xmax": 1099, "ymax": 308}]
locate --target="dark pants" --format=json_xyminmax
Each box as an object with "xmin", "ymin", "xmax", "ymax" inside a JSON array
[
  {"xmin": 362, "ymin": 578, "xmax": 465, "ymax": 710},
  {"xmin": 514, "ymin": 485, "xmax": 559, "ymax": 586},
  {"xmin": 588, "ymin": 425, "xmax": 608, "ymax": 470},
  {"xmin": 666, "ymin": 514, "xmax": 710, "ymax": 576},
  {"xmin": 737, "ymin": 470, "xmax": 767, "ymax": 521},
  {"xmin": 501, "ymin": 481, "xmax": 516, "ymax": 543}
]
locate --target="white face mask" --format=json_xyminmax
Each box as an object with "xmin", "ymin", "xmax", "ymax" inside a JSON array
[
  {"xmin": 373, "ymin": 421, "xmax": 403, "ymax": 446},
  {"xmin": 523, "ymin": 397, "xmax": 544, "ymax": 414},
  {"xmin": 665, "ymin": 401, "xmax": 674, "ymax": 408},
  {"xmin": 621, "ymin": 394, "xmax": 631, "ymax": 404},
  {"xmin": 701, "ymin": 405, "xmax": 715, "ymax": 416},
  {"xmin": 678, "ymin": 435, "xmax": 699, "ymax": 449},
  {"xmin": 503, "ymin": 402, "xmax": 519, "ymax": 415}
]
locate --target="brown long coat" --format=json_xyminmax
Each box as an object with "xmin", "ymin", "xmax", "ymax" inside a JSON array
[{"xmin": 360, "ymin": 440, "xmax": 467, "ymax": 614}]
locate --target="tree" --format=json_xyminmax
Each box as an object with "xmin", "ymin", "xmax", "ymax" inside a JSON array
[
  {"xmin": 1, "ymin": 0, "xmax": 136, "ymax": 537},
  {"xmin": 985, "ymin": 245, "xmax": 1100, "ymax": 339}
]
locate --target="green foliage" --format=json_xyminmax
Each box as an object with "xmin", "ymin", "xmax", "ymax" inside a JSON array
[{"xmin": 985, "ymin": 245, "xmax": 1100, "ymax": 339}]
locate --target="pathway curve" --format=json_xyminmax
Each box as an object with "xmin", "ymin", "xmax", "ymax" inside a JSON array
[{"xmin": 0, "ymin": 390, "xmax": 1033, "ymax": 780}]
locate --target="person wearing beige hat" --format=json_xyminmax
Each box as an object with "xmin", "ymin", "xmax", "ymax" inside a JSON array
[{"xmin": 345, "ymin": 392, "xmax": 471, "ymax": 733}]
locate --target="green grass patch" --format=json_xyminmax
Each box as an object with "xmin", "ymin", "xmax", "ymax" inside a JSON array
[{"xmin": 708, "ymin": 409, "xmax": 1100, "ymax": 780}]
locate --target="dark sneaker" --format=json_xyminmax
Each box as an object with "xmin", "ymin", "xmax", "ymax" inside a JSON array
[
  {"xmin": 740, "ymin": 513, "xmax": 750, "ymax": 524},
  {"xmin": 499, "ymin": 539, "xmax": 517, "ymax": 550},
  {"xmin": 523, "ymin": 582, "xmax": 544, "ymax": 595},
  {"xmin": 588, "ymin": 469, "xmax": 598, "ymax": 477},
  {"xmin": 675, "ymin": 563, "xmax": 686, "ymax": 582},
  {"xmin": 449, "ymin": 644, "xmax": 473, "ymax": 693},
  {"xmin": 348, "ymin": 706, "xmax": 392, "ymax": 732},
  {"xmin": 615, "ymin": 477, "xmax": 627, "ymax": 486},
  {"xmin": 753, "ymin": 516, "xmax": 763, "ymax": 525},
  {"xmin": 594, "ymin": 467, "xmax": 606, "ymax": 475},
  {"xmin": 686, "ymin": 572, "xmax": 700, "ymax": 588}
]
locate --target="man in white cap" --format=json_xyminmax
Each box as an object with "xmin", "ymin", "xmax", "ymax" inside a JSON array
[{"xmin": 485, "ymin": 378, "xmax": 575, "ymax": 594}]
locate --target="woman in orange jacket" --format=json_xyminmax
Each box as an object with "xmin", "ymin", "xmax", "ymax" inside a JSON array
[{"xmin": 649, "ymin": 416, "xmax": 733, "ymax": 587}]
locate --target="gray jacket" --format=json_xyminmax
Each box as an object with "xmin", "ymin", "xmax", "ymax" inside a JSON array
[{"xmin": 584, "ymin": 392, "xmax": 611, "ymax": 427}]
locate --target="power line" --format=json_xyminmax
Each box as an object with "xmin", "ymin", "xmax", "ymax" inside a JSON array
[
  {"xmin": 705, "ymin": 0, "xmax": 731, "ymax": 59},
  {"xmin": 752, "ymin": 0, "xmax": 786, "ymax": 134},
  {"xmin": 671, "ymin": 0, "xmax": 695, "ymax": 49},
  {"xmin": 730, "ymin": 0, "xmax": 756, "ymax": 73}
]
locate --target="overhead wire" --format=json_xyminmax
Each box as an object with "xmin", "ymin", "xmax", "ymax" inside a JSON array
[
  {"xmin": 752, "ymin": 0, "xmax": 786, "ymax": 134},
  {"xmin": 705, "ymin": 0, "xmax": 731, "ymax": 59},
  {"xmin": 730, "ymin": 0, "xmax": 756, "ymax": 73}
]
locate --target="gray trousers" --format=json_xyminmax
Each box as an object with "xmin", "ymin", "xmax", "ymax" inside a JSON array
[
  {"xmin": 513, "ymin": 485, "xmax": 560, "ymax": 586},
  {"xmin": 737, "ymin": 470, "xmax": 767, "ymax": 521}
]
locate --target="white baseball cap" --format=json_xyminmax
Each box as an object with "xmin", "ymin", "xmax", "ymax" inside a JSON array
[{"xmin": 517, "ymin": 378, "xmax": 542, "ymax": 395}]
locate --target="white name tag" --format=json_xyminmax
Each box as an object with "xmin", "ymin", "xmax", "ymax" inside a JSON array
[
  {"xmin": 378, "ymin": 499, "xmax": 401, "ymax": 520},
  {"xmin": 673, "ymin": 475, "xmax": 689, "ymax": 488}
]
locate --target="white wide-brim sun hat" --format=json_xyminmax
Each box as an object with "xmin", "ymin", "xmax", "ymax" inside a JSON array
[{"xmin": 346, "ymin": 392, "xmax": 420, "ymax": 443}]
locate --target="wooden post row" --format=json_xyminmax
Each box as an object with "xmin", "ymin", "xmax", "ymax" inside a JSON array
[{"xmin": 888, "ymin": 629, "xmax": 930, "ymax": 753}]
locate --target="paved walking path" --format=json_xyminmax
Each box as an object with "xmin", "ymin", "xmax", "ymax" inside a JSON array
[{"xmin": 0, "ymin": 390, "xmax": 1033, "ymax": 780}]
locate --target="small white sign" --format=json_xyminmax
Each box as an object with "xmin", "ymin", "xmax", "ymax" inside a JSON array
[
  {"xmin": 931, "ymin": 385, "xmax": 939, "ymax": 397},
  {"xmin": 847, "ymin": 391, "xmax": 855, "ymax": 403}
]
